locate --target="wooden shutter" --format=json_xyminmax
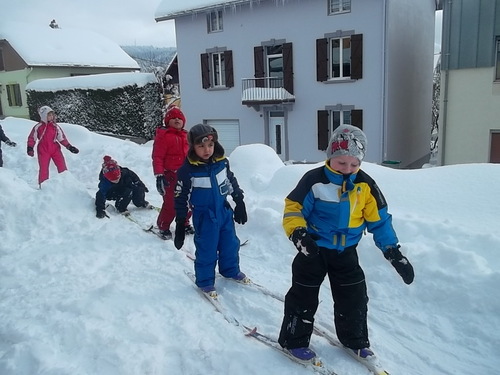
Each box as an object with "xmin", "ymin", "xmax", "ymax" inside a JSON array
[
  {"xmin": 283, "ymin": 42, "xmax": 294, "ymax": 95},
  {"xmin": 201, "ymin": 53, "xmax": 210, "ymax": 89},
  {"xmin": 224, "ymin": 50, "xmax": 234, "ymax": 88},
  {"xmin": 254, "ymin": 46, "xmax": 265, "ymax": 87},
  {"xmin": 317, "ymin": 110, "xmax": 329, "ymax": 150},
  {"xmin": 316, "ymin": 38, "xmax": 328, "ymax": 82},
  {"xmin": 350, "ymin": 34, "xmax": 363, "ymax": 80},
  {"xmin": 351, "ymin": 109, "xmax": 363, "ymax": 130},
  {"xmin": 490, "ymin": 132, "xmax": 500, "ymax": 163}
]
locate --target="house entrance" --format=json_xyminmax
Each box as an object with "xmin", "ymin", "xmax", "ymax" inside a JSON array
[{"xmin": 268, "ymin": 111, "xmax": 285, "ymax": 161}]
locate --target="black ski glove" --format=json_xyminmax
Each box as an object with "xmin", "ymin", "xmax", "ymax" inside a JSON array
[
  {"xmin": 290, "ymin": 227, "xmax": 320, "ymax": 257},
  {"xmin": 96, "ymin": 210, "xmax": 106, "ymax": 219},
  {"xmin": 67, "ymin": 145, "xmax": 79, "ymax": 154},
  {"xmin": 6, "ymin": 140, "xmax": 16, "ymax": 147},
  {"xmin": 27, "ymin": 146, "xmax": 34, "ymax": 157},
  {"xmin": 174, "ymin": 217, "xmax": 186, "ymax": 250},
  {"xmin": 233, "ymin": 198, "xmax": 247, "ymax": 225},
  {"xmin": 156, "ymin": 175, "xmax": 168, "ymax": 195},
  {"xmin": 384, "ymin": 245, "xmax": 414, "ymax": 285}
]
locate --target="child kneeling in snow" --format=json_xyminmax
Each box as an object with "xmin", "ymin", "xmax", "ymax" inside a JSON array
[
  {"xmin": 95, "ymin": 155, "xmax": 151, "ymax": 218},
  {"xmin": 174, "ymin": 124, "xmax": 248, "ymax": 296}
]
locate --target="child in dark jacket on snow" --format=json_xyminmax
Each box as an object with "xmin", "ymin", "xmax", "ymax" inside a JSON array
[
  {"xmin": 174, "ymin": 124, "xmax": 248, "ymax": 296},
  {"xmin": 0, "ymin": 124, "xmax": 17, "ymax": 167},
  {"xmin": 95, "ymin": 155, "xmax": 151, "ymax": 218}
]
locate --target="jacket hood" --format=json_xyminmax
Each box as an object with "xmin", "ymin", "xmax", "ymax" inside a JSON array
[{"xmin": 38, "ymin": 106, "xmax": 54, "ymax": 123}]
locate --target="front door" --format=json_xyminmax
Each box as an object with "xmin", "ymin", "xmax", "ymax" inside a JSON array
[{"xmin": 269, "ymin": 111, "xmax": 285, "ymax": 160}]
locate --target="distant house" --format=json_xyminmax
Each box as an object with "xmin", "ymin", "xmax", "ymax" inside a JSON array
[
  {"xmin": 155, "ymin": 0, "xmax": 442, "ymax": 165},
  {"xmin": 0, "ymin": 22, "xmax": 140, "ymax": 119},
  {"xmin": 438, "ymin": 0, "xmax": 500, "ymax": 164},
  {"xmin": 164, "ymin": 53, "xmax": 181, "ymax": 107}
]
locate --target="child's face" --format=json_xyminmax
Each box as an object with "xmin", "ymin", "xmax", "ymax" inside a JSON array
[
  {"xmin": 47, "ymin": 112, "xmax": 55, "ymax": 122},
  {"xmin": 329, "ymin": 155, "xmax": 360, "ymax": 175},
  {"xmin": 168, "ymin": 117, "xmax": 184, "ymax": 129},
  {"xmin": 194, "ymin": 140, "xmax": 215, "ymax": 161}
]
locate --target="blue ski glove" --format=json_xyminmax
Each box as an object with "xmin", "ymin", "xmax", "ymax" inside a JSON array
[
  {"xmin": 156, "ymin": 175, "xmax": 168, "ymax": 195},
  {"xmin": 290, "ymin": 227, "xmax": 320, "ymax": 257},
  {"xmin": 384, "ymin": 245, "xmax": 414, "ymax": 285},
  {"xmin": 174, "ymin": 217, "xmax": 186, "ymax": 250}
]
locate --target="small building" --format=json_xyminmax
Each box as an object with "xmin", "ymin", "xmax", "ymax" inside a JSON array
[
  {"xmin": 438, "ymin": 0, "xmax": 500, "ymax": 164},
  {"xmin": 0, "ymin": 22, "xmax": 139, "ymax": 119}
]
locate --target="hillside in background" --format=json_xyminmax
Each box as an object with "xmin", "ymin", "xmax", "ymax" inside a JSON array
[{"xmin": 122, "ymin": 45, "xmax": 176, "ymax": 72}]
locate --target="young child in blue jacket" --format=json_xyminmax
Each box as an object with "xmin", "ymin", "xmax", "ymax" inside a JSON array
[
  {"xmin": 278, "ymin": 125, "xmax": 414, "ymax": 363},
  {"xmin": 174, "ymin": 124, "xmax": 248, "ymax": 296}
]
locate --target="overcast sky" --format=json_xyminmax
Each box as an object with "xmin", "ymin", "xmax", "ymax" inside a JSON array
[{"xmin": 0, "ymin": 0, "xmax": 176, "ymax": 47}]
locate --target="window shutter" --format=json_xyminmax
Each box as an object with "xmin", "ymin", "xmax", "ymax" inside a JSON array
[
  {"xmin": 351, "ymin": 109, "xmax": 363, "ymax": 130},
  {"xmin": 350, "ymin": 34, "xmax": 363, "ymax": 80},
  {"xmin": 14, "ymin": 84, "xmax": 22, "ymax": 106},
  {"xmin": 6, "ymin": 85, "xmax": 13, "ymax": 106},
  {"xmin": 201, "ymin": 53, "xmax": 210, "ymax": 89},
  {"xmin": 254, "ymin": 46, "xmax": 265, "ymax": 87},
  {"xmin": 283, "ymin": 42, "xmax": 294, "ymax": 95},
  {"xmin": 224, "ymin": 50, "xmax": 234, "ymax": 88},
  {"xmin": 317, "ymin": 110, "xmax": 329, "ymax": 150},
  {"xmin": 316, "ymin": 38, "xmax": 328, "ymax": 82}
]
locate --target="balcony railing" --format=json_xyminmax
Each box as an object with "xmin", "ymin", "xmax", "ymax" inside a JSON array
[{"xmin": 241, "ymin": 77, "xmax": 295, "ymax": 106}]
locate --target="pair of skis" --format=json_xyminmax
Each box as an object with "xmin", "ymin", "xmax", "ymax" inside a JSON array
[
  {"xmin": 185, "ymin": 270, "xmax": 391, "ymax": 375},
  {"xmin": 184, "ymin": 270, "xmax": 338, "ymax": 375}
]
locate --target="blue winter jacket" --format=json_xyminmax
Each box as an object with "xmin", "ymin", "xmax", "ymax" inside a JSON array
[
  {"xmin": 283, "ymin": 162, "xmax": 398, "ymax": 253},
  {"xmin": 175, "ymin": 156, "xmax": 244, "ymax": 219}
]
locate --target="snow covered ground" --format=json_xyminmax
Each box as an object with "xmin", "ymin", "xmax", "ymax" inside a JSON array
[{"xmin": 1, "ymin": 117, "xmax": 499, "ymax": 375}]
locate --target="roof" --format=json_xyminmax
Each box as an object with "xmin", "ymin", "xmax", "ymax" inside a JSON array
[
  {"xmin": 155, "ymin": 0, "xmax": 443, "ymax": 21},
  {"xmin": 155, "ymin": 0, "xmax": 251, "ymax": 21},
  {"xmin": 0, "ymin": 22, "xmax": 139, "ymax": 69}
]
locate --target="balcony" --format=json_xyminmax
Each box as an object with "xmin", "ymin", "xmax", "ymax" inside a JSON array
[{"xmin": 241, "ymin": 77, "xmax": 295, "ymax": 107}]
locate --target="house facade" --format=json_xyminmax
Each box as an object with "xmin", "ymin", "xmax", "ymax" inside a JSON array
[
  {"xmin": 439, "ymin": 0, "xmax": 500, "ymax": 164},
  {"xmin": 156, "ymin": 0, "xmax": 440, "ymax": 165},
  {"xmin": 0, "ymin": 23, "xmax": 139, "ymax": 119}
]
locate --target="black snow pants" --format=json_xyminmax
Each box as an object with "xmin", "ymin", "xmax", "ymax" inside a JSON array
[{"xmin": 278, "ymin": 245, "xmax": 369, "ymax": 350}]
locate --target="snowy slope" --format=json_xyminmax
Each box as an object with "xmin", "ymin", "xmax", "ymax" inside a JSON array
[{"xmin": 0, "ymin": 117, "xmax": 499, "ymax": 375}]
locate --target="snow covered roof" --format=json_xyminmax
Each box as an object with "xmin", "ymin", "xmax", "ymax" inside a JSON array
[
  {"xmin": 155, "ymin": 0, "xmax": 442, "ymax": 21},
  {"xmin": 155, "ymin": 0, "xmax": 252, "ymax": 21},
  {"xmin": 25, "ymin": 72, "xmax": 157, "ymax": 92},
  {"xmin": 0, "ymin": 22, "xmax": 140, "ymax": 69}
]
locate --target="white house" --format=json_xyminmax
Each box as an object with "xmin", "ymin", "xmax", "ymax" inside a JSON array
[
  {"xmin": 155, "ymin": 0, "xmax": 441, "ymax": 166},
  {"xmin": 0, "ymin": 22, "xmax": 140, "ymax": 119},
  {"xmin": 438, "ymin": 0, "xmax": 500, "ymax": 164}
]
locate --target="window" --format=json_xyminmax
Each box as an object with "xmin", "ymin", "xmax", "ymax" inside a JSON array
[
  {"xmin": 317, "ymin": 108, "xmax": 363, "ymax": 150},
  {"xmin": 317, "ymin": 33, "xmax": 362, "ymax": 81},
  {"xmin": 6, "ymin": 84, "xmax": 22, "ymax": 107},
  {"xmin": 328, "ymin": 0, "xmax": 351, "ymax": 15},
  {"xmin": 201, "ymin": 50, "xmax": 234, "ymax": 89},
  {"xmin": 254, "ymin": 42, "xmax": 294, "ymax": 94},
  {"xmin": 207, "ymin": 10, "xmax": 223, "ymax": 33},
  {"xmin": 496, "ymin": 39, "xmax": 500, "ymax": 80},
  {"xmin": 211, "ymin": 52, "xmax": 226, "ymax": 87}
]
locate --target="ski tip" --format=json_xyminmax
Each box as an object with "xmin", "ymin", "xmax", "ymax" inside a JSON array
[{"xmin": 245, "ymin": 326, "xmax": 258, "ymax": 336}]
